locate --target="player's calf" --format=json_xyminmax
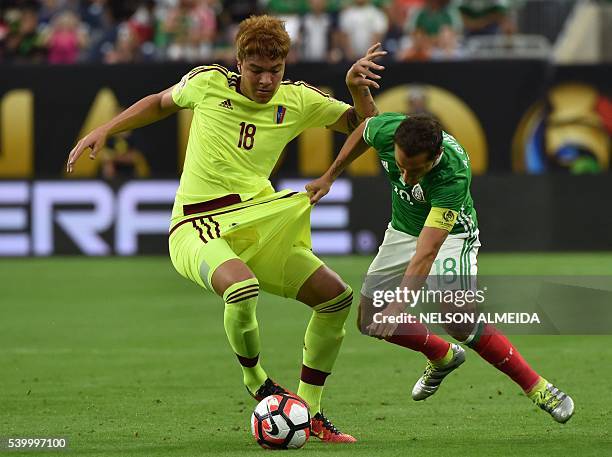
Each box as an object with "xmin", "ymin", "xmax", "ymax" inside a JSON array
[
  {"xmin": 297, "ymin": 286, "xmax": 353, "ymax": 415},
  {"xmin": 296, "ymin": 275, "xmax": 356, "ymax": 443},
  {"xmin": 463, "ymin": 323, "xmax": 575, "ymax": 422},
  {"xmin": 211, "ymin": 259, "xmax": 268, "ymax": 395}
]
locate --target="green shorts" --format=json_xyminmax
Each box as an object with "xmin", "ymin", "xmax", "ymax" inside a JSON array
[{"xmin": 168, "ymin": 190, "xmax": 324, "ymax": 299}]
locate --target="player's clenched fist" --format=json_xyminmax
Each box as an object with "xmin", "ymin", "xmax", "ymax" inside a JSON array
[
  {"xmin": 346, "ymin": 42, "xmax": 387, "ymax": 90},
  {"xmin": 305, "ymin": 176, "xmax": 333, "ymax": 205},
  {"xmin": 66, "ymin": 126, "xmax": 109, "ymax": 173}
]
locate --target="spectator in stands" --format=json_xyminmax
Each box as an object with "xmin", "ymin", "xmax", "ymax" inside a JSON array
[
  {"xmin": 103, "ymin": 22, "xmax": 142, "ymax": 63},
  {"xmin": 457, "ymin": 0, "xmax": 515, "ymax": 37},
  {"xmin": 80, "ymin": 0, "xmax": 111, "ymax": 55},
  {"xmin": 4, "ymin": 6, "xmax": 45, "ymax": 63},
  {"xmin": 81, "ymin": 0, "xmax": 107, "ymax": 31},
  {"xmin": 397, "ymin": 28, "xmax": 430, "ymax": 60},
  {"xmin": 38, "ymin": 0, "xmax": 71, "ymax": 27},
  {"xmin": 43, "ymin": 10, "xmax": 87, "ymax": 64},
  {"xmin": 382, "ymin": 0, "xmax": 421, "ymax": 58},
  {"xmin": 265, "ymin": 0, "xmax": 306, "ymax": 62},
  {"xmin": 129, "ymin": 0, "xmax": 155, "ymax": 45},
  {"xmin": 215, "ymin": 0, "xmax": 260, "ymax": 63},
  {"xmin": 338, "ymin": 0, "xmax": 388, "ymax": 61},
  {"xmin": 162, "ymin": 0, "xmax": 217, "ymax": 62},
  {"xmin": 430, "ymin": 21, "xmax": 464, "ymax": 59},
  {"xmin": 399, "ymin": 0, "xmax": 462, "ymax": 61},
  {"xmin": 0, "ymin": 9, "xmax": 9, "ymax": 62},
  {"xmin": 300, "ymin": 0, "xmax": 340, "ymax": 62}
]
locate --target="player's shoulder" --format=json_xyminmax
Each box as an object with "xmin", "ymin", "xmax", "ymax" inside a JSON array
[
  {"xmin": 428, "ymin": 140, "xmax": 471, "ymax": 188},
  {"xmin": 280, "ymin": 79, "xmax": 331, "ymax": 98},
  {"xmin": 365, "ymin": 112, "xmax": 406, "ymax": 144},
  {"xmin": 373, "ymin": 112, "xmax": 407, "ymax": 124},
  {"xmin": 184, "ymin": 64, "xmax": 238, "ymax": 87},
  {"xmin": 442, "ymin": 131, "xmax": 470, "ymax": 163}
]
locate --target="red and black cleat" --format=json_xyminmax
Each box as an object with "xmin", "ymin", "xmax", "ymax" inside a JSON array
[{"xmin": 311, "ymin": 412, "xmax": 357, "ymax": 443}]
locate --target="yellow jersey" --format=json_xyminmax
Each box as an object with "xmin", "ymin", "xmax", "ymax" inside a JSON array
[{"xmin": 171, "ymin": 64, "xmax": 350, "ymax": 221}]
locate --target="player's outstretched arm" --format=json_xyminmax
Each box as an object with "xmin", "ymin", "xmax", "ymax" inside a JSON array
[
  {"xmin": 66, "ymin": 86, "xmax": 181, "ymax": 173},
  {"xmin": 366, "ymin": 227, "xmax": 449, "ymax": 338},
  {"xmin": 306, "ymin": 121, "xmax": 370, "ymax": 204},
  {"xmin": 328, "ymin": 43, "xmax": 386, "ymax": 134}
]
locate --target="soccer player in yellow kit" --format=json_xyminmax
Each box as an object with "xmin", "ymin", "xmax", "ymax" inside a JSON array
[{"xmin": 67, "ymin": 15, "xmax": 386, "ymax": 442}]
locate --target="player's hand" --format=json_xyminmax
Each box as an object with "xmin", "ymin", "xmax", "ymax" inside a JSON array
[
  {"xmin": 66, "ymin": 127, "xmax": 109, "ymax": 173},
  {"xmin": 346, "ymin": 43, "xmax": 387, "ymax": 90},
  {"xmin": 366, "ymin": 301, "xmax": 404, "ymax": 339},
  {"xmin": 305, "ymin": 176, "xmax": 333, "ymax": 205}
]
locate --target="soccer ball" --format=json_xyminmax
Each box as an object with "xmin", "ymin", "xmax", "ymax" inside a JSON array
[{"xmin": 251, "ymin": 394, "xmax": 311, "ymax": 449}]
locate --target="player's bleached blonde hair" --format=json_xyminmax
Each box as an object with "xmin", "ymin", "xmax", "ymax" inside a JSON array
[{"xmin": 235, "ymin": 15, "xmax": 291, "ymax": 61}]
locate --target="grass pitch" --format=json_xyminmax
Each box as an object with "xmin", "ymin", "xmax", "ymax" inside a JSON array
[{"xmin": 2, "ymin": 254, "xmax": 612, "ymax": 456}]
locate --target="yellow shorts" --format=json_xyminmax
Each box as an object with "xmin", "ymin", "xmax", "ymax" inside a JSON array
[{"xmin": 168, "ymin": 190, "xmax": 324, "ymax": 299}]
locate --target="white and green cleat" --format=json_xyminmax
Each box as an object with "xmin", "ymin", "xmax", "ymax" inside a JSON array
[
  {"xmin": 412, "ymin": 343, "xmax": 466, "ymax": 401},
  {"xmin": 529, "ymin": 379, "xmax": 575, "ymax": 423}
]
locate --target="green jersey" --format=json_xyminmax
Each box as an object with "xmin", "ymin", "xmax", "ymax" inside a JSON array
[{"xmin": 363, "ymin": 112, "xmax": 478, "ymax": 237}]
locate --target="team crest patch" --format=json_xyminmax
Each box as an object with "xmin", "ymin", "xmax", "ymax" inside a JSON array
[
  {"xmin": 275, "ymin": 105, "xmax": 287, "ymax": 124},
  {"xmin": 411, "ymin": 184, "xmax": 425, "ymax": 202}
]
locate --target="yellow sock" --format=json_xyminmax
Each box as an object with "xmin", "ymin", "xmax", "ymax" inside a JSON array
[
  {"xmin": 431, "ymin": 345, "xmax": 453, "ymax": 367},
  {"xmin": 527, "ymin": 377, "xmax": 547, "ymax": 398},
  {"xmin": 297, "ymin": 381, "xmax": 323, "ymax": 414}
]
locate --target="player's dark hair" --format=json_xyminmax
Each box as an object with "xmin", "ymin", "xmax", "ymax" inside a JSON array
[{"xmin": 393, "ymin": 114, "xmax": 443, "ymax": 160}]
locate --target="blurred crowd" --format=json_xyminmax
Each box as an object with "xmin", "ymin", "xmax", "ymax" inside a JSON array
[{"xmin": 0, "ymin": 0, "xmax": 517, "ymax": 64}]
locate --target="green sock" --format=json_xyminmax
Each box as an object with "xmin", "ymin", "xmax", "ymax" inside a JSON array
[{"xmin": 222, "ymin": 278, "xmax": 267, "ymax": 393}]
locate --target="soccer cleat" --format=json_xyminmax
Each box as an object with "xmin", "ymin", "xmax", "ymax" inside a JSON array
[
  {"xmin": 412, "ymin": 343, "xmax": 466, "ymax": 401},
  {"xmin": 530, "ymin": 380, "xmax": 574, "ymax": 423},
  {"xmin": 311, "ymin": 412, "xmax": 357, "ymax": 443},
  {"xmin": 249, "ymin": 378, "xmax": 295, "ymax": 402}
]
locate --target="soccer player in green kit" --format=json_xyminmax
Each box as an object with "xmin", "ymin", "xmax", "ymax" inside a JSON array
[
  {"xmin": 67, "ymin": 15, "xmax": 387, "ymax": 442},
  {"xmin": 307, "ymin": 113, "xmax": 575, "ymax": 423}
]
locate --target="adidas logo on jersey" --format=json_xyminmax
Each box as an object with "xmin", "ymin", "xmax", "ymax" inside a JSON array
[{"xmin": 219, "ymin": 99, "xmax": 233, "ymax": 110}]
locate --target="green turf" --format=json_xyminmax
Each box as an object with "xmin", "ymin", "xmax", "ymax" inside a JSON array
[{"xmin": 1, "ymin": 254, "xmax": 611, "ymax": 456}]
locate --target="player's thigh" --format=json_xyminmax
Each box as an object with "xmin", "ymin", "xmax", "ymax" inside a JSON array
[
  {"xmin": 428, "ymin": 232, "xmax": 481, "ymax": 339},
  {"xmin": 361, "ymin": 225, "xmax": 418, "ymax": 299},
  {"xmin": 169, "ymin": 222, "xmax": 244, "ymax": 293},
  {"xmin": 249, "ymin": 245, "xmax": 336, "ymax": 302},
  {"xmin": 428, "ymin": 231, "xmax": 481, "ymax": 290}
]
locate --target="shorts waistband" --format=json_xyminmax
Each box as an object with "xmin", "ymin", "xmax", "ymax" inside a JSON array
[
  {"xmin": 183, "ymin": 194, "xmax": 241, "ymax": 216},
  {"xmin": 169, "ymin": 191, "xmax": 299, "ymax": 237}
]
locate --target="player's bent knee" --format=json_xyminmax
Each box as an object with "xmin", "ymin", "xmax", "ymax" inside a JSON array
[
  {"xmin": 223, "ymin": 277, "xmax": 260, "ymax": 308},
  {"xmin": 211, "ymin": 258, "xmax": 256, "ymax": 297},
  {"xmin": 297, "ymin": 265, "xmax": 347, "ymax": 307},
  {"xmin": 356, "ymin": 294, "xmax": 374, "ymax": 334},
  {"xmin": 442, "ymin": 322, "xmax": 472, "ymax": 342},
  {"xmin": 312, "ymin": 286, "xmax": 353, "ymax": 321}
]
